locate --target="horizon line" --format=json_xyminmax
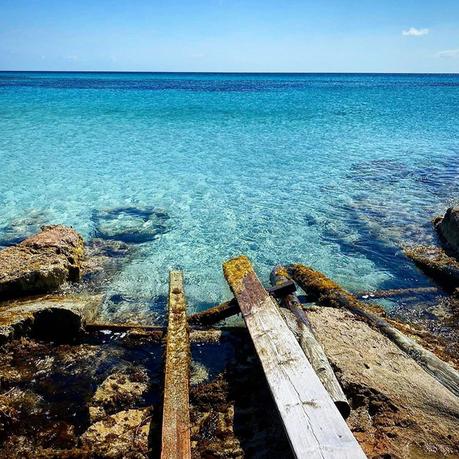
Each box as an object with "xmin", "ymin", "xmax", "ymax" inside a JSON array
[{"xmin": 1, "ymin": 70, "xmax": 458, "ymax": 75}]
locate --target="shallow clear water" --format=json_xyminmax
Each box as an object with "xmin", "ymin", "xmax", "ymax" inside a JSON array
[{"xmin": 1, "ymin": 72, "xmax": 458, "ymax": 321}]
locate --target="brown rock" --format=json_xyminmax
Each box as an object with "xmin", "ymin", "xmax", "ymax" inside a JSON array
[
  {"xmin": 89, "ymin": 367, "xmax": 150, "ymax": 423},
  {"xmin": 405, "ymin": 245, "xmax": 459, "ymax": 287},
  {"xmin": 0, "ymin": 295, "xmax": 101, "ymax": 344},
  {"xmin": 80, "ymin": 408, "xmax": 152, "ymax": 458},
  {"xmin": 0, "ymin": 225, "xmax": 85, "ymax": 300},
  {"xmin": 435, "ymin": 206, "xmax": 459, "ymax": 255}
]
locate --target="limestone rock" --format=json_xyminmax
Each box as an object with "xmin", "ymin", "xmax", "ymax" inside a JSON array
[
  {"xmin": 0, "ymin": 225, "xmax": 85, "ymax": 299},
  {"xmin": 0, "ymin": 295, "xmax": 101, "ymax": 344},
  {"xmin": 308, "ymin": 307, "xmax": 459, "ymax": 457},
  {"xmin": 405, "ymin": 245, "xmax": 459, "ymax": 287},
  {"xmin": 435, "ymin": 206, "xmax": 459, "ymax": 255},
  {"xmin": 89, "ymin": 367, "xmax": 149, "ymax": 423},
  {"xmin": 80, "ymin": 408, "xmax": 152, "ymax": 458}
]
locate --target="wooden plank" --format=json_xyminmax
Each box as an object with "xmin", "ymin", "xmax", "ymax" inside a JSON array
[
  {"xmin": 188, "ymin": 299, "xmax": 239, "ymax": 325},
  {"xmin": 85, "ymin": 322, "xmax": 247, "ymax": 343},
  {"xmin": 187, "ymin": 281, "xmax": 295, "ymax": 326},
  {"xmin": 357, "ymin": 286, "xmax": 439, "ymax": 299},
  {"xmin": 266, "ymin": 279, "xmax": 297, "ymax": 297},
  {"xmin": 86, "ymin": 322, "xmax": 164, "ymax": 332},
  {"xmin": 270, "ymin": 266, "xmax": 350, "ymax": 419},
  {"xmin": 161, "ymin": 271, "xmax": 191, "ymax": 459},
  {"xmin": 288, "ymin": 263, "xmax": 459, "ymax": 398},
  {"xmin": 223, "ymin": 256, "xmax": 366, "ymax": 459}
]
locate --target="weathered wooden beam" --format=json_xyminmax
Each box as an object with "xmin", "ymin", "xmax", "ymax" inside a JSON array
[
  {"xmin": 266, "ymin": 279, "xmax": 297, "ymax": 297},
  {"xmin": 188, "ymin": 299, "xmax": 239, "ymax": 325},
  {"xmin": 86, "ymin": 322, "xmax": 164, "ymax": 332},
  {"xmin": 223, "ymin": 256, "xmax": 365, "ymax": 459},
  {"xmin": 187, "ymin": 281, "xmax": 296, "ymax": 326},
  {"xmin": 270, "ymin": 266, "xmax": 350, "ymax": 419},
  {"xmin": 161, "ymin": 271, "xmax": 191, "ymax": 459},
  {"xmin": 357, "ymin": 286, "xmax": 439, "ymax": 299},
  {"xmin": 85, "ymin": 322, "xmax": 247, "ymax": 343},
  {"xmin": 288, "ymin": 263, "xmax": 459, "ymax": 398}
]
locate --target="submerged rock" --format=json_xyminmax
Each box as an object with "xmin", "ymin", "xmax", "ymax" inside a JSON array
[
  {"xmin": 0, "ymin": 210, "xmax": 50, "ymax": 247},
  {"xmin": 89, "ymin": 366, "xmax": 150, "ymax": 423},
  {"xmin": 81, "ymin": 238, "xmax": 135, "ymax": 292},
  {"xmin": 0, "ymin": 225, "xmax": 85, "ymax": 300},
  {"xmin": 92, "ymin": 207, "xmax": 169, "ymax": 244},
  {"xmin": 190, "ymin": 361, "xmax": 209, "ymax": 385},
  {"xmin": 81, "ymin": 408, "xmax": 152, "ymax": 458},
  {"xmin": 435, "ymin": 206, "xmax": 459, "ymax": 255},
  {"xmin": 405, "ymin": 245, "xmax": 459, "ymax": 288}
]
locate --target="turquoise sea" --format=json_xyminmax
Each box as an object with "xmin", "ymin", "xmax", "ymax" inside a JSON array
[{"xmin": 1, "ymin": 72, "xmax": 458, "ymax": 322}]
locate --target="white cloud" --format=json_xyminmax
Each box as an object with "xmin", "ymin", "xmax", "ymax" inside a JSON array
[
  {"xmin": 402, "ymin": 27, "xmax": 429, "ymax": 37},
  {"xmin": 437, "ymin": 49, "xmax": 459, "ymax": 59}
]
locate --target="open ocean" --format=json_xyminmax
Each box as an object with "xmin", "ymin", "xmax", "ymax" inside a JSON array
[{"xmin": 1, "ymin": 72, "xmax": 458, "ymax": 322}]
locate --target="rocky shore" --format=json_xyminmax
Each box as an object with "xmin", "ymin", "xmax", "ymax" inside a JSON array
[
  {"xmin": 0, "ymin": 225, "xmax": 85, "ymax": 299},
  {"xmin": 0, "ymin": 209, "xmax": 459, "ymax": 458}
]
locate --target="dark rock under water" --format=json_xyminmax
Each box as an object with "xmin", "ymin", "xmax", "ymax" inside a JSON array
[
  {"xmin": 91, "ymin": 207, "xmax": 170, "ymax": 244},
  {"xmin": 0, "ymin": 210, "xmax": 50, "ymax": 248}
]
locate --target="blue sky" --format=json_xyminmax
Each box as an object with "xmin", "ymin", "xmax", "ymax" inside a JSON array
[{"xmin": 1, "ymin": 0, "xmax": 458, "ymax": 72}]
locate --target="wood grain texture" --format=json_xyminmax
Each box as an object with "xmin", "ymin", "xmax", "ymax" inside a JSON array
[
  {"xmin": 223, "ymin": 256, "xmax": 366, "ymax": 459},
  {"xmin": 270, "ymin": 266, "xmax": 350, "ymax": 419},
  {"xmin": 161, "ymin": 271, "xmax": 191, "ymax": 459},
  {"xmin": 288, "ymin": 263, "xmax": 459, "ymax": 398}
]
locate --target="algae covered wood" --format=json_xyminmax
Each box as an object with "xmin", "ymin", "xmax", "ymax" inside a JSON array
[
  {"xmin": 223, "ymin": 256, "xmax": 366, "ymax": 459},
  {"xmin": 270, "ymin": 266, "xmax": 350, "ymax": 419},
  {"xmin": 288, "ymin": 263, "xmax": 459, "ymax": 398},
  {"xmin": 161, "ymin": 271, "xmax": 191, "ymax": 459}
]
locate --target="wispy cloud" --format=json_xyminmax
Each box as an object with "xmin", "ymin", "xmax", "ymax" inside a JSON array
[
  {"xmin": 402, "ymin": 27, "xmax": 429, "ymax": 37},
  {"xmin": 437, "ymin": 49, "xmax": 459, "ymax": 59}
]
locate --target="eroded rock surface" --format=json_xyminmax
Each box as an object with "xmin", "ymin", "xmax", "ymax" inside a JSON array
[
  {"xmin": 405, "ymin": 245, "xmax": 459, "ymax": 287},
  {"xmin": 308, "ymin": 307, "xmax": 459, "ymax": 458},
  {"xmin": 81, "ymin": 408, "xmax": 152, "ymax": 458},
  {"xmin": 0, "ymin": 225, "xmax": 85, "ymax": 299},
  {"xmin": 0, "ymin": 295, "xmax": 101, "ymax": 344},
  {"xmin": 89, "ymin": 366, "xmax": 150, "ymax": 423},
  {"xmin": 435, "ymin": 206, "xmax": 459, "ymax": 255}
]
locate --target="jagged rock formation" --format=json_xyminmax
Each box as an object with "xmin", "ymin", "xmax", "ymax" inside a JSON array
[
  {"xmin": 0, "ymin": 225, "xmax": 85, "ymax": 299},
  {"xmin": 435, "ymin": 206, "xmax": 459, "ymax": 255},
  {"xmin": 88, "ymin": 366, "xmax": 150, "ymax": 423}
]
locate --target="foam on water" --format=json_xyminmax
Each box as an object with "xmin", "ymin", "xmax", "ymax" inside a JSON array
[{"xmin": 1, "ymin": 72, "xmax": 458, "ymax": 321}]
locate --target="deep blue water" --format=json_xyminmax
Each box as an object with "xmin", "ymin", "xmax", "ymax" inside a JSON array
[{"xmin": 1, "ymin": 72, "xmax": 458, "ymax": 322}]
